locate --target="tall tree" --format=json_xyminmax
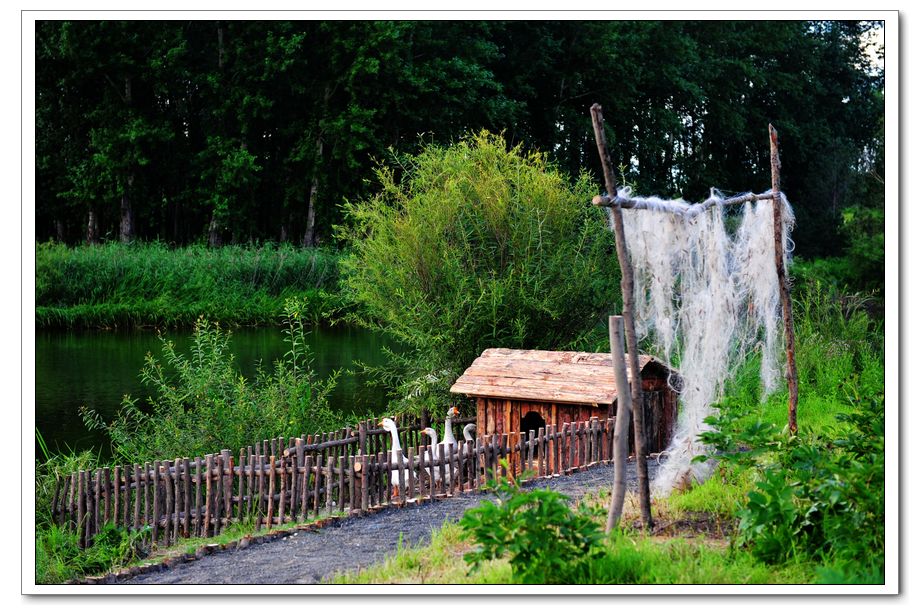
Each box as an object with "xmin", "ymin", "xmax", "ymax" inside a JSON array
[{"xmin": 35, "ymin": 20, "xmax": 883, "ymax": 255}]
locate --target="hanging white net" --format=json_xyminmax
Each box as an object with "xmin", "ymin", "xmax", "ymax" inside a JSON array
[{"xmin": 604, "ymin": 187, "xmax": 795, "ymax": 495}]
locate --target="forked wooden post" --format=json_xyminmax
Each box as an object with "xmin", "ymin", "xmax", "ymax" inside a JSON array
[
  {"xmin": 769, "ymin": 124, "xmax": 799, "ymax": 434},
  {"xmin": 590, "ymin": 103, "xmax": 653, "ymax": 529}
]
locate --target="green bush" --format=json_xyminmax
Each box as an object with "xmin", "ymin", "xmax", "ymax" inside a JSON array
[
  {"xmin": 698, "ymin": 392, "xmax": 885, "ymax": 582},
  {"xmin": 337, "ymin": 131, "xmax": 618, "ymax": 414},
  {"xmin": 460, "ymin": 464, "xmax": 606, "ymax": 583},
  {"xmin": 79, "ymin": 299, "xmax": 340, "ymax": 461}
]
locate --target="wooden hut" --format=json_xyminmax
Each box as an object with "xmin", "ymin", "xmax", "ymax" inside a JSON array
[{"xmin": 450, "ymin": 348, "xmax": 679, "ymax": 459}]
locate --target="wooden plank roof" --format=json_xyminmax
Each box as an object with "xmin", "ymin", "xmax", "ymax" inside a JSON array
[{"xmin": 450, "ymin": 348, "xmax": 665, "ymax": 406}]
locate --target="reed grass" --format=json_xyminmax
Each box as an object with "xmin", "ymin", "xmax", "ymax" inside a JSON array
[{"xmin": 35, "ymin": 241, "xmax": 342, "ymax": 328}]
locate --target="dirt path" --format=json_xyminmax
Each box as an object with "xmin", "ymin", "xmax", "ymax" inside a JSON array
[{"xmin": 121, "ymin": 461, "xmax": 655, "ymax": 585}]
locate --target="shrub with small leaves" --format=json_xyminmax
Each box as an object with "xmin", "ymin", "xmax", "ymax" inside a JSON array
[{"xmin": 80, "ymin": 300, "xmax": 339, "ymax": 461}]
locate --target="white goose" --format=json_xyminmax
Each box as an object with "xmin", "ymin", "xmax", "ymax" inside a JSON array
[
  {"xmin": 461, "ymin": 422, "xmax": 477, "ymax": 488},
  {"xmin": 437, "ymin": 407, "xmax": 461, "ymax": 489},
  {"xmin": 420, "ymin": 426, "xmax": 443, "ymax": 485},
  {"xmin": 379, "ymin": 417, "xmax": 414, "ymax": 498},
  {"xmin": 441, "ymin": 406, "xmax": 460, "ymax": 448}
]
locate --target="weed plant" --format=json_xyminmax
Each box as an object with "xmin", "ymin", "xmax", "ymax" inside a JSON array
[
  {"xmin": 459, "ymin": 464, "xmax": 607, "ymax": 583},
  {"xmin": 79, "ymin": 298, "xmax": 341, "ymax": 461},
  {"xmin": 696, "ymin": 392, "xmax": 884, "ymax": 583},
  {"xmin": 35, "ymin": 432, "xmax": 151, "ymax": 584}
]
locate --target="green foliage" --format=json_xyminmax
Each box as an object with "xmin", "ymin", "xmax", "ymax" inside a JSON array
[
  {"xmin": 35, "ymin": 241, "xmax": 341, "ymax": 328},
  {"xmin": 34, "ymin": 443, "xmax": 152, "ymax": 584},
  {"xmin": 791, "ymin": 210, "xmax": 884, "ymax": 298},
  {"xmin": 338, "ymin": 132, "xmax": 618, "ymax": 414},
  {"xmin": 722, "ymin": 281, "xmax": 882, "ymax": 408},
  {"xmin": 36, "ymin": 522, "xmax": 151, "ymax": 584},
  {"xmin": 793, "ymin": 281, "xmax": 883, "ymax": 402},
  {"xmin": 460, "ymin": 463, "xmax": 606, "ymax": 583},
  {"xmin": 79, "ymin": 302, "xmax": 339, "ymax": 461},
  {"xmin": 35, "ymin": 442, "xmax": 100, "ymax": 527},
  {"xmin": 792, "ymin": 91, "xmax": 885, "ymax": 295},
  {"xmin": 336, "ymin": 504, "xmax": 816, "ymax": 585},
  {"xmin": 36, "ymin": 21, "xmax": 883, "ymax": 265},
  {"xmin": 698, "ymin": 393, "xmax": 884, "ymax": 581},
  {"xmin": 691, "ymin": 279, "xmax": 885, "ymax": 582}
]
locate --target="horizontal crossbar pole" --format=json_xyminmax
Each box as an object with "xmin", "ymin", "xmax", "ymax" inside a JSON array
[{"xmin": 592, "ymin": 189, "xmax": 777, "ymax": 215}]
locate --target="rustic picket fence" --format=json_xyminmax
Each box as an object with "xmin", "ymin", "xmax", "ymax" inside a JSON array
[{"xmin": 49, "ymin": 415, "xmax": 618, "ymax": 548}]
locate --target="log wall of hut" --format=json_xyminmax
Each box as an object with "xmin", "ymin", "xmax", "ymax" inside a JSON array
[{"xmin": 474, "ymin": 370, "xmax": 677, "ymax": 460}]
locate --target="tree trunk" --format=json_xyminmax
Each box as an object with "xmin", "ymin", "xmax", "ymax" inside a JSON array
[
  {"xmin": 606, "ymin": 315, "xmax": 632, "ymax": 532},
  {"xmin": 119, "ymin": 175, "xmax": 134, "ymax": 243},
  {"xmin": 303, "ymin": 86, "xmax": 331, "ymax": 248},
  {"xmin": 208, "ymin": 212, "xmax": 222, "ymax": 248},
  {"xmin": 54, "ymin": 219, "xmax": 65, "ymax": 243},
  {"xmin": 217, "ymin": 24, "xmax": 224, "ymax": 69},
  {"xmin": 207, "ymin": 23, "xmax": 226, "ymax": 250},
  {"xmin": 279, "ymin": 221, "xmax": 289, "ymax": 244},
  {"xmin": 303, "ymin": 137, "xmax": 323, "ymax": 248},
  {"xmin": 120, "ymin": 76, "xmax": 135, "ymax": 243},
  {"xmin": 86, "ymin": 209, "xmax": 98, "ymax": 245},
  {"xmin": 590, "ymin": 104, "xmax": 653, "ymax": 529}
]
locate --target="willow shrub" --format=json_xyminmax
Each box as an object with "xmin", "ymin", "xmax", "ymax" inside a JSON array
[{"xmin": 337, "ymin": 132, "xmax": 618, "ymax": 414}]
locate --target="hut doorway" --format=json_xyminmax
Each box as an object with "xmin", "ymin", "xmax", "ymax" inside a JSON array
[{"xmin": 520, "ymin": 411, "xmax": 546, "ymax": 438}]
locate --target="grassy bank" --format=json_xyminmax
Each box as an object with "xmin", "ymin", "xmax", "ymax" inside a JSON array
[
  {"xmin": 331, "ymin": 502, "xmax": 816, "ymax": 585},
  {"xmin": 35, "ymin": 242, "xmax": 343, "ymax": 329}
]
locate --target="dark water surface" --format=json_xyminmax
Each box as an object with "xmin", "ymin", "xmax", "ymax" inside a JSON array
[{"xmin": 35, "ymin": 327, "xmax": 394, "ymax": 457}]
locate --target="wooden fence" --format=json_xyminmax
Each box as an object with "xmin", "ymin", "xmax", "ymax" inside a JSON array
[{"xmin": 49, "ymin": 415, "xmax": 618, "ymax": 548}]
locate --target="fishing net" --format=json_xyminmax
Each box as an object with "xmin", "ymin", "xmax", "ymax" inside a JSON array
[{"xmin": 604, "ymin": 187, "xmax": 795, "ymax": 495}]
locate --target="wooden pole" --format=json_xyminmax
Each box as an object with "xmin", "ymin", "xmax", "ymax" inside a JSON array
[
  {"xmin": 769, "ymin": 124, "xmax": 799, "ymax": 434},
  {"xmin": 590, "ymin": 103, "xmax": 653, "ymax": 529},
  {"xmin": 606, "ymin": 316, "xmax": 632, "ymax": 532}
]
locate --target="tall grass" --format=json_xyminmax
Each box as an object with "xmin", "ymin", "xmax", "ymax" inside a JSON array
[
  {"xmin": 35, "ymin": 241, "xmax": 342, "ymax": 328},
  {"xmin": 35, "ymin": 433, "xmax": 152, "ymax": 584}
]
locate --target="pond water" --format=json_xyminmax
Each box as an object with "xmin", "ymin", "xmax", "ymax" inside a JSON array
[{"xmin": 35, "ymin": 327, "xmax": 395, "ymax": 458}]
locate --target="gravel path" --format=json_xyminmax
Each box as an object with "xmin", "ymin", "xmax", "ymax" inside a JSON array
[{"xmin": 122, "ymin": 461, "xmax": 655, "ymax": 585}]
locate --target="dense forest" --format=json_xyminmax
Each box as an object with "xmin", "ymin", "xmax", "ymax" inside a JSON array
[{"xmin": 36, "ymin": 20, "xmax": 883, "ymax": 262}]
